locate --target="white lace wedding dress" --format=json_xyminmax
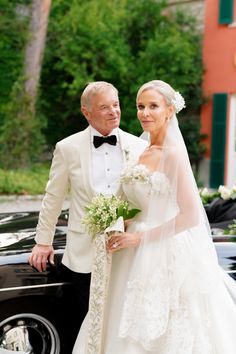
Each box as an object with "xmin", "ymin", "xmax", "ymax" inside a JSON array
[{"xmin": 73, "ymin": 165, "xmax": 236, "ymax": 354}]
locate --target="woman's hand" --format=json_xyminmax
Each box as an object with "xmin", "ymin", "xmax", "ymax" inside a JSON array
[
  {"xmin": 124, "ymin": 219, "xmax": 132, "ymax": 230},
  {"xmin": 107, "ymin": 232, "xmax": 142, "ymax": 253}
]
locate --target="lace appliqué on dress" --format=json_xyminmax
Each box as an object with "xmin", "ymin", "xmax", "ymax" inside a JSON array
[
  {"xmin": 118, "ymin": 270, "xmax": 170, "ymax": 351},
  {"xmin": 164, "ymin": 237, "xmax": 214, "ymax": 354},
  {"xmin": 118, "ymin": 245, "xmax": 214, "ymax": 353},
  {"xmin": 86, "ymin": 234, "xmax": 112, "ymax": 354}
]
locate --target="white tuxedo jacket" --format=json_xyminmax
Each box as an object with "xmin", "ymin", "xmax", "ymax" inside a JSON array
[{"xmin": 35, "ymin": 127, "xmax": 147, "ymax": 273}]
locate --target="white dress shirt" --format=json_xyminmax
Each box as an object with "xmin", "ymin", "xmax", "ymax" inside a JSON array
[{"xmin": 90, "ymin": 126, "xmax": 123, "ymax": 195}]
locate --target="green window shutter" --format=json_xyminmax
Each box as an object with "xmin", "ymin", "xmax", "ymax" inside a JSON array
[
  {"xmin": 219, "ymin": 0, "xmax": 234, "ymax": 24},
  {"xmin": 210, "ymin": 93, "xmax": 227, "ymax": 188}
]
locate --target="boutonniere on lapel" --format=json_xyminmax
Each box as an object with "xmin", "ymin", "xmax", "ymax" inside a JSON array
[
  {"xmin": 123, "ymin": 147, "xmax": 136, "ymax": 166},
  {"xmin": 124, "ymin": 148, "xmax": 130, "ymax": 162},
  {"xmin": 123, "ymin": 147, "xmax": 136, "ymax": 168}
]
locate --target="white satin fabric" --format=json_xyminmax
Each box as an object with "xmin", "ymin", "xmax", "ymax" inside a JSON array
[{"xmin": 73, "ymin": 116, "xmax": 236, "ymax": 353}]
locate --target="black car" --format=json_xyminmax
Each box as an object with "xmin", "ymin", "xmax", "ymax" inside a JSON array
[
  {"xmin": 0, "ymin": 210, "xmax": 80, "ymax": 354},
  {"xmin": 0, "ymin": 208, "xmax": 236, "ymax": 354}
]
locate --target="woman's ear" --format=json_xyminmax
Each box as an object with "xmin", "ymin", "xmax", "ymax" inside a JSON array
[{"xmin": 168, "ymin": 105, "xmax": 175, "ymax": 119}]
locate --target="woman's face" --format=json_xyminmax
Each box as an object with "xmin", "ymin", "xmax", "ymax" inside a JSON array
[{"xmin": 137, "ymin": 89, "xmax": 173, "ymax": 133}]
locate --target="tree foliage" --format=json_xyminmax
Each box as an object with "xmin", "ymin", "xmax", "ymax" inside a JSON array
[
  {"xmin": 0, "ymin": 0, "xmax": 46, "ymax": 168},
  {"xmin": 40, "ymin": 0, "xmax": 204, "ymax": 165},
  {"xmin": 0, "ymin": 0, "xmax": 28, "ymax": 126},
  {"xmin": 0, "ymin": 0, "xmax": 205, "ymax": 169}
]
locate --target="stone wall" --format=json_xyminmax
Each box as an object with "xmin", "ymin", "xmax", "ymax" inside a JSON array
[{"xmin": 168, "ymin": 0, "xmax": 205, "ymax": 30}]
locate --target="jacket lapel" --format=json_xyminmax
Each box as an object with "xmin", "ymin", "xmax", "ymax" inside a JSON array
[
  {"xmin": 115, "ymin": 129, "xmax": 130, "ymax": 195},
  {"xmin": 79, "ymin": 127, "xmax": 95, "ymax": 199},
  {"xmin": 119, "ymin": 128, "xmax": 134, "ymax": 165}
]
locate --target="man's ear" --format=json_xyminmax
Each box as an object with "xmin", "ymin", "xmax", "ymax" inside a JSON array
[{"xmin": 81, "ymin": 105, "xmax": 91, "ymax": 121}]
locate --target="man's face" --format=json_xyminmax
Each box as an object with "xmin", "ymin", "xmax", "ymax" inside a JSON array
[{"xmin": 82, "ymin": 88, "xmax": 121, "ymax": 136}]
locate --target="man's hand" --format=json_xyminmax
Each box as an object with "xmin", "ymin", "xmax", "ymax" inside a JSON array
[{"xmin": 28, "ymin": 244, "xmax": 55, "ymax": 272}]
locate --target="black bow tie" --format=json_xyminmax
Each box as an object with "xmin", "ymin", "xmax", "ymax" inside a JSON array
[{"xmin": 93, "ymin": 135, "xmax": 117, "ymax": 148}]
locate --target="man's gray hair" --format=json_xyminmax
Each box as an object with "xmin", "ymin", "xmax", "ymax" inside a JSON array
[{"xmin": 81, "ymin": 81, "xmax": 118, "ymax": 111}]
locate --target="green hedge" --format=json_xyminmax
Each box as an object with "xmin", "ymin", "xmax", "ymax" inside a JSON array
[{"xmin": 0, "ymin": 163, "xmax": 49, "ymax": 195}]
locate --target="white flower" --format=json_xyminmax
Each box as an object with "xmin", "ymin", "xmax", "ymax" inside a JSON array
[
  {"xmin": 218, "ymin": 185, "xmax": 232, "ymax": 200},
  {"xmin": 171, "ymin": 91, "xmax": 186, "ymax": 114},
  {"xmin": 82, "ymin": 194, "xmax": 140, "ymax": 238},
  {"xmin": 121, "ymin": 164, "xmax": 172, "ymax": 196},
  {"xmin": 121, "ymin": 164, "xmax": 150, "ymax": 184},
  {"xmin": 199, "ymin": 187, "xmax": 209, "ymax": 197},
  {"xmin": 231, "ymin": 185, "xmax": 236, "ymax": 200},
  {"xmin": 150, "ymin": 172, "xmax": 171, "ymax": 194}
]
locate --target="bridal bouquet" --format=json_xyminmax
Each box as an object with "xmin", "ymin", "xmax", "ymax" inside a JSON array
[
  {"xmin": 83, "ymin": 194, "xmax": 140, "ymax": 353},
  {"xmin": 82, "ymin": 194, "xmax": 140, "ymax": 238}
]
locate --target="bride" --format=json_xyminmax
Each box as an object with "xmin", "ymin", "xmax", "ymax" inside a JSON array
[{"xmin": 73, "ymin": 80, "xmax": 236, "ymax": 353}]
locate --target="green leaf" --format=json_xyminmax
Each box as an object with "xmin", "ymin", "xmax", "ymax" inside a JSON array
[
  {"xmin": 116, "ymin": 205, "xmax": 125, "ymax": 218},
  {"xmin": 124, "ymin": 208, "xmax": 141, "ymax": 220},
  {"xmin": 224, "ymin": 219, "xmax": 236, "ymax": 235}
]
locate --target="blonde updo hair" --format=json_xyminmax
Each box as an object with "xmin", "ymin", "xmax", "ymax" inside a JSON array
[
  {"xmin": 136, "ymin": 80, "xmax": 186, "ymax": 115},
  {"xmin": 137, "ymin": 80, "xmax": 175, "ymax": 104},
  {"xmin": 81, "ymin": 81, "xmax": 118, "ymax": 111}
]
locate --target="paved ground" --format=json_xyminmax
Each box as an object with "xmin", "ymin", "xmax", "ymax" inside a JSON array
[{"xmin": 0, "ymin": 195, "xmax": 70, "ymax": 213}]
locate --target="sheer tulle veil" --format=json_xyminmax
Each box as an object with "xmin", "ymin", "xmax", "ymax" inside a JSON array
[
  {"xmin": 117, "ymin": 82, "xmax": 236, "ymax": 350},
  {"xmin": 72, "ymin": 81, "xmax": 236, "ymax": 354}
]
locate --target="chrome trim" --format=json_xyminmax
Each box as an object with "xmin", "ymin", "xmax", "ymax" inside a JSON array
[
  {"xmin": 0, "ymin": 313, "xmax": 60, "ymax": 354},
  {"xmin": 0, "ymin": 282, "xmax": 65, "ymax": 292}
]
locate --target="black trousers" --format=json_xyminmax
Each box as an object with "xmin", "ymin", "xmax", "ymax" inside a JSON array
[{"xmin": 57, "ymin": 262, "xmax": 91, "ymax": 353}]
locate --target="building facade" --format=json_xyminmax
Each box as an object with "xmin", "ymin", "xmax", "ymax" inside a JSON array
[{"xmin": 201, "ymin": 0, "xmax": 236, "ymax": 188}]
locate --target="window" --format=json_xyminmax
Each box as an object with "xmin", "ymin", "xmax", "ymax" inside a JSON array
[
  {"xmin": 210, "ymin": 93, "xmax": 227, "ymax": 188},
  {"xmin": 218, "ymin": 0, "xmax": 234, "ymax": 24},
  {"xmin": 226, "ymin": 94, "xmax": 236, "ymax": 186}
]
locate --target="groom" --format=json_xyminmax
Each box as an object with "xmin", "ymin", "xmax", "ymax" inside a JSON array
[{"xmin": 28, "ymin": 81, "xmax": 147, "ymax": 351}]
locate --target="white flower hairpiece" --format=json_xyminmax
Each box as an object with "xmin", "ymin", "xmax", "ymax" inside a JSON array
[{"xmin": 171, "ymin": 91, "xmax": 186, "ymax": 114}]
